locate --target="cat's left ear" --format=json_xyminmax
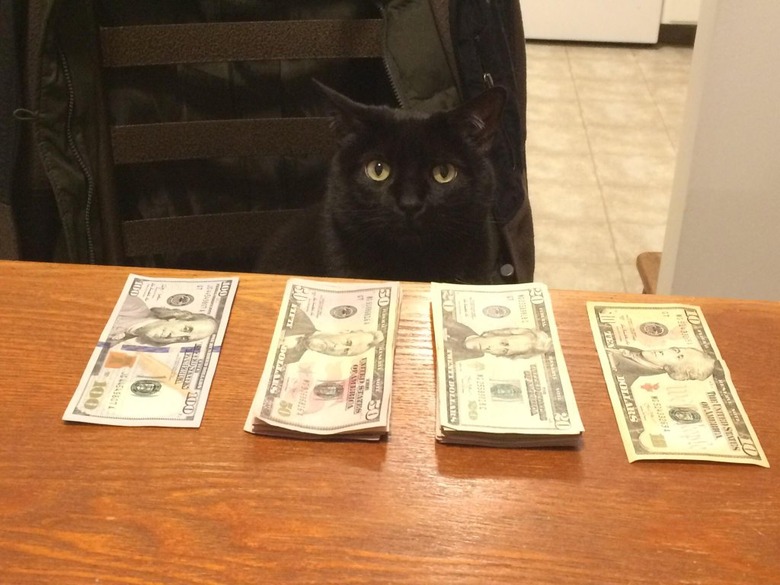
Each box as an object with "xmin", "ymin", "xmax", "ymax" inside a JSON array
[
  {"xmin": 313, "ymin": 79, "xmax": 373, "ymax": 137},
  {"xmin": 449, "ymin": 86, "xmax": 507, "ymax": 152}
]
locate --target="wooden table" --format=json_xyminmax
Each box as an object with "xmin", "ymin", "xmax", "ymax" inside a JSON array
[{"xmin": 1, "ymin": 260, "xmax": 778, "ymax": 585}]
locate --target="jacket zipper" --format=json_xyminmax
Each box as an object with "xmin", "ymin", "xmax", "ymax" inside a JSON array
[
  {"xmin": 382, "ymin": 54, "xmax": 405, "ymax": 108},
  {"xmin": 58, "ymin": 45, "xmax": 97, "ymax": 264},
  {"xmin": 376, "ymin": 2, "xmax": 405, "ymax": 108}
]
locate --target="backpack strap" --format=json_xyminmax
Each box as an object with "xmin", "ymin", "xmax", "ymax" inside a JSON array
[
  {"xmin": 121, "ymin": 209, "xmax": 303, "ymax": 256},
  {"xmin": 111, "ymin": 118, "xmax": 336, "ymax": 164},
  {"xmin": 100, "ymin": 20, "xmax": 384, "ymax": 66},
  {"xmin": 95, "ymin": 15, "xmax": 389, "ymax": 264}
]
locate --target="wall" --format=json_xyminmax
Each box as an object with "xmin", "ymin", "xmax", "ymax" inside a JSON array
[{"xmin": 658, "ymin": 1, "xmax": 780, "ymax": 301}]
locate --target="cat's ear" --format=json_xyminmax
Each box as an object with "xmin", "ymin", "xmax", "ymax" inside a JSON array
[
  {"xmin": 449, "ymin": 86, "xmax": 507, "ymax": 153},
  {"xmin": 313, "ymin": 79, "xmax": 372, "ymax": 137}
]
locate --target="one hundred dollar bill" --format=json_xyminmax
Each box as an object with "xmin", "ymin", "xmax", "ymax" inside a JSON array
[
  {"xmin": 63, "ymin": 274, "xmax": 239, "ymax": 427},
  {"xmin": 244, "ymin": 278, "xmax": 401, "ymax": 440},
  {"xmin": 587, "ymin": 302, "xmax": 768, "ymax": 467},
  {"xmin": 431, "ymin": 282, "xmax": 583, "ymax": 447}
]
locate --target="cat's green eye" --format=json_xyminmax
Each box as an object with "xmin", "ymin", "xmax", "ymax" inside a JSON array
[
  {"xmin": 432, "ymin": 163, "xmax": 458, "ymax": 184},
  {"xmin": 365, "ymin": 160, "xmax": 391, "ymax": 182}
]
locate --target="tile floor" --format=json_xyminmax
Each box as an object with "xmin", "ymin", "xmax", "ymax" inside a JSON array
[{"xmin": 524, "ymin": 41, "xmax": 694, "ymax": 293}]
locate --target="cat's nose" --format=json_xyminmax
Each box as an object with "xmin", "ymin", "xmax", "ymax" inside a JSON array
[{"xmin": 397, "ymin": 192, "xmax": 423, "ymax": 216}]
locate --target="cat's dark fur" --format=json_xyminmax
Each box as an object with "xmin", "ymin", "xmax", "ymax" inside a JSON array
[{"xmin": 255, "ymin": 82, "xmax": 506, "ymax": 283}]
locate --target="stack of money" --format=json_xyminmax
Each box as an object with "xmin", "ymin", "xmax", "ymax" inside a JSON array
[
  {"xmin": 431, "ymin": 282, "xmax": 583, "ymax": 447},
  {"xmin": 588, "ymin": 302, "xmax": 769, "ymax": 467},
  {"xmin": 63, "ymin": 274, "xmax": 239, "ymax": 427},
  {"xmin": 244, "ymin": 278, "xmax": 401, "ymax": 440}
]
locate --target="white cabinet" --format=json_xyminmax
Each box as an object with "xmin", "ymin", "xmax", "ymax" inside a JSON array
[
  {"xmin": 662, "ymin": 0, "xmax": 702, "ymax": 24},
  {"xmin": 519, "ymin": 0, "xmax": 663, "ymax": 44}
]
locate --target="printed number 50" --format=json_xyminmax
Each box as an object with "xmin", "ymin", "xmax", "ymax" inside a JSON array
[{"xmin": 278, "ymin": 401, "xmax": 293, "ymax": 417}]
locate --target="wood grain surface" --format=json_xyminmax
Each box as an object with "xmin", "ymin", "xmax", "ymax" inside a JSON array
[{"xmin": 0, "ymin": 260, "xmax": 778, "ymax": 584}]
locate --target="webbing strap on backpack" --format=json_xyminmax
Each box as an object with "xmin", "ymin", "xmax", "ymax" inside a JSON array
[
  {"xmin": 100, "ymin": 20, "xmax": 384, "ymax": 66},
  {"xmin": 95, "ymin": 14, "xmax": 389, "ymax": 263}
]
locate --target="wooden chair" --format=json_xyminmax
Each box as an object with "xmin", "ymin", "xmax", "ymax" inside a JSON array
[{"xmin": 636, "ymin": 251, "xmax": 661, "ymax": 294}]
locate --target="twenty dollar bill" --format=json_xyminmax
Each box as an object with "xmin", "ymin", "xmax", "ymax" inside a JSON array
[
  {"xmin": 432, "ymin": 282, "xmax": 583, "ymax": 447},
  {"xmin": 64, "ymin": 274, "xmax": 238, "ymax": 427},
  {"xmin": 587, "ymin": 302, "xmax": 768, "ymax": 467},
  {"xmin": 244, "ymin": 278, "xmax": 400, "ymax": 440}
]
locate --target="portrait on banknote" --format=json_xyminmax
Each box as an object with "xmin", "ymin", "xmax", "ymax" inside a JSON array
[
  {"xmin": 245, "ymin": 279, "xmax": 400, "ymax": 439},
  {"xmin": 432, "ymin": 282, "xmax": 583, "ymax": 445},
  {"xmin": 279, "ymin": 300, "xmax": 385, "ymax": 364},
  {"xmin": 64, "ymin": 275, "xmax": 239, "ymax": 427},
  {"xmin": 442, "ymin": 316, "xmax": 552, "ymax": 362},
  {"xmin": 605, "ymin": 344, "xmax": 719, "ymax": 388},
  {"xmin": 107, "ymin": 295, "xmax": 218, "ymax": 347}
]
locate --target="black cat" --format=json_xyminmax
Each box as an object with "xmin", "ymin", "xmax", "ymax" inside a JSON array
[{"xmin": 255, "ymin": 82, "xmax": 506, "ymax": 283}]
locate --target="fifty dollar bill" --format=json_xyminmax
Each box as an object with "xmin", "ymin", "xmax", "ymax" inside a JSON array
[
  {"xmin": 587, "ymin": 302, "xmax": 768, "ymax": 467},
  {"xmin": 432, "ymin": 282, "xmax": 583, "ymax": 447},
  {"xmin": 63, "ymin": 274, "xmax": 238, "ymax": 427},
  {"xmin": 244, "ymin": 278, "xmax": 400, "ymax": 440}
]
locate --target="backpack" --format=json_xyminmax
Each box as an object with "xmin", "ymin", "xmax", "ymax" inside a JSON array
[{"xmin": 2, "ymin": 0, "xmax": 534, "ymax": 283}]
